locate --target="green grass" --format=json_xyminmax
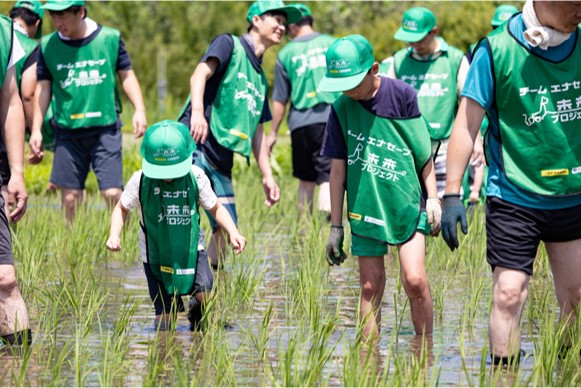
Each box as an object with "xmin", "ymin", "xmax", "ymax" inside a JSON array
[{"xmin": 5, "ymin": 134, "xmax": 581, "ymax": 386}]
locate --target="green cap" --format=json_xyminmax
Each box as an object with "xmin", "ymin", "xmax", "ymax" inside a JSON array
[
  {"xmin": 318, "ymin": 34, "xmax": 375, "ymax": 93},
  {"xmin": 491, "ymin": 4, "xmax": 519, "ymax": 27},
  {"xmin": 289, "ymin": 3, "xmax": 311, "ymax": 18},
  {"xmin": 14, "ymin": 0, "xmax": 44, "ymax": 19},
  {"xmin": 42, "ymin": 0, "xmax": 85, "ymax": 12},
  {"xmin": 394, "ymin": 7, "xmax": 436, "ymax": 43},
  {"xmin": 140, "ymin": 120, "xmax": 195, "ymax": 180},
  {"xmin": 246, "ymin": 1, "xmax": 302, "ymax": 25},
  {"xmin": 13, "ymin": 0, "xmax": 44, "ymax": 38}
]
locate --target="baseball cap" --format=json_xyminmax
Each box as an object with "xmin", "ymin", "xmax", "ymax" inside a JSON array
[
  {"xmin": 394, "ymin": 7, "xmax": 436, "ymax": 43},
  {"xmin": 318, "ymin": 35, "xmax": 375, "ymax": 93},
  {"xmin": 42, "ymin": 0, "xmax": 85, "ymax": 12},
  {"xmin": 289, "ymin": 3, "xmax": 312, "ymax": 18},
  {"xmin": 140, "ymin": 120, "xmax": 196, "ymax": 180},
  {"xmin": 13, "ymin": 0, "xmax": 44, "ymax": 38},
  {"xmin": 491, "ymin": 4, "xmax": 519, "ymax": 27},
  {"xmin": 246, "ymin": 1, "xmax": 302, "ymax": 25}
]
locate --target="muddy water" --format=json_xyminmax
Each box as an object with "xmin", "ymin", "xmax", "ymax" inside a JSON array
[{"xmin": 2, "ymin": 237, "xmax": 547, "ymax": 386}]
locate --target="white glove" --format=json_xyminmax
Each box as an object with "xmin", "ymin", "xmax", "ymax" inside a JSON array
[{"xmin": 426, "ymin": 198, "xmax": 442, "ymax": 236}]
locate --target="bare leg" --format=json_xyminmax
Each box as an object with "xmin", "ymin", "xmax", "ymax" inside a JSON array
[
  {"xmin": 61, "ymin": 188, "xmax": 85, "ymax": 224},
  {"xmin": 317, "ymin": 181, "xmax": 331, "ymax": 214},
  {"xmin": 100, "ymin": 187, "xmax": 122, "ymax": 209},
  {"xmin": 397, "ymin": 232, "xmax": 433, "ymax": 335},
  {"xmin": 207, "ymin": 226, "xmax": 227, "ymax": 268},
  {"xmin": 546, "ymin": 239, "xmax": 581, "ymax": 345},
  {"xmin": 298, "ymin": 180, "xmax": 315, "ymax": 217},
  {"xmin": 0, "ymin": 264, "xmax": 29, "ymax": 336},
  {"xmin": 358, "ymin": 256, "xmax": 386, "ymax": 341},
  {"xmin": 488, "ymin": 267, "xmax": 529, "ymax": 358}
]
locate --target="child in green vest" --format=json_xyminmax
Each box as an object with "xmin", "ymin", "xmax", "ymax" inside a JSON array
[
  {"xmin": 106, "ymin": 120, "xmax": 246, "ymax": 331},
  {"xmin": 319, "ymin": 35, "xmax": 441, "ymax": 343}
]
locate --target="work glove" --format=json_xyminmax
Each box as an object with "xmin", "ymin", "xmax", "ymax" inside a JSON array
[
  {"xmin": 426, "ymin": 198, "xmax": 442, "ymax": 236},
  {"xmin": 326, "ymin": 225, "xmax": 347, "ymax": 266},
  {"xmin": 441, "ymin": 194, "xmax": 468, "ymax": 251}
]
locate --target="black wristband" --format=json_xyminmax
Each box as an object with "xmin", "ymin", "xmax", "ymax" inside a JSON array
[
  {"xmin": 442, "ymin": 193, "xmax": 461, "ymax": 199},
  {"xmin": 330, "ymin": 225, "xmax": 343, "ymax": 229}
]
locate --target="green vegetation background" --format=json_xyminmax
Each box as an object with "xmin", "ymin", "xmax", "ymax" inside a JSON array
[{"xmin": 0, "ymin": 1, "xmax": 521, "ymax": 193}]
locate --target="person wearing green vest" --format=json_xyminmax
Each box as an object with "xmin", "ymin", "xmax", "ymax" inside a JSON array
[
  {"xmin": 29, "ymin": 0, "xmax": 148, "ymax": 224},
  {"xmin": 462, "ymin": 4, "xmax": 520, "ymax": 207},
  {"xmin": 0, "ymin": 14, "xmax": 31, "ymax": 348},
  {"xmin": 0, "ymin": 1, "xmax": 43, "ymax": 215},
  {"xmin": 442, "ymin": 1, "xmax": 581, "ymax": 367},
  {"xmin": 319, "ymin": 35, "xmax": 441, "ymax": 344},
  {"xmin": 267, "ymin": 3, "xmax": 339, "ymax": 220},
  {"xmin": 177, "ymin": 1, "xmax": 301, "ymax": 269},
  {"xmin": 384, "ymin": 7, "xmax": 477, "ymax": 198},
  {"xmin": 107, "ymin": 120, "xmax": 246, "ymax": 331}
]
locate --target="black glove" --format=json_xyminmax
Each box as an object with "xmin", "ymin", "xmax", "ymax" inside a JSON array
[
  {"xmin": 325, "ymin": 225, "xmax": 347, "ymax": 266},
  {"xmin": 441, "ymin": 194, "xmax": 468, "ymax": 251}
]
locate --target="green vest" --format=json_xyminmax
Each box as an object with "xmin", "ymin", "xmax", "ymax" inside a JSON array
[
  {"xmin": 378, "ymin": 61, "xmax": 392, "ymax": 77},
  {"xmin": 14, "ymin": 30, "xmax": 38, "ymax": 91},
  {"xmin": 140, "ymin": 172, "xmax": 200, "ymax": 295},
  {"xmin": 277, "ymin": 33, "xmax": 340, "ymax": 109},
  {"xmin": 334, "ymin": 96, "xmax": 432, "ymax": 244},
  {"xmin": 0, "ymin": 15, "xmax": 12, "ymax": 84},
  {"xmin": 41, "ymin": 26, "xmax": 120, "ymax": 129},
  {"xmin": 488, "ymin": 25, "xmax": 581, "ymax": 196},
  {"xmin": 394, "ymin": 42, "xmax": 464, "ymax": 140}
]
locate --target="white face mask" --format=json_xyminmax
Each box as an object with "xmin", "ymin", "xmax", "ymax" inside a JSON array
[{"xmin": 522, "ymin": 0, "xmax": 572, "ymax": 50}]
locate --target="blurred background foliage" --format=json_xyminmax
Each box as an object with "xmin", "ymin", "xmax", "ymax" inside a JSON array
[{"xmin": 1, "ymin": 0, "xmax": 522, "ymax": 120}]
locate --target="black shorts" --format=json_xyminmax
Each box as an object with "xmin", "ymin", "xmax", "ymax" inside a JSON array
[
  {"xmin": 143, "ymin": 249, "xmax": 214, "ymax": 315},
  {"xmin": 291, "ymin": 123, "xmax": 331, "ymax": 184},
  {"xmin": 0, "ymin": 150, "xmax": 10, "ymax": 186},
  {"xmin": 0, "ymin": 196, "xmax": 13, "ymax": 265},
  {"xmin": 486, "ymin": 196, "xmax": 581, "ymax": 275},
  {"xmin": 51, "ymin": 127, "xmax": 123, "ymax": 190}
]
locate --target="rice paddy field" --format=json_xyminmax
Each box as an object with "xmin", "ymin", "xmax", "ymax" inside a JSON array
[{"xmin": 2, "ymin": 135, "xmax": 581, "ymax": 386}]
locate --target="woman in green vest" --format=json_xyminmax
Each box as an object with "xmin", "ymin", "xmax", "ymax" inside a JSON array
[
  {"xmin": 106, "ymin": 121, "xmax": 246, "ymax": 331},
  {"xmin": 319, "ymin": 35, "xmax": 441, "ymax": 344}
]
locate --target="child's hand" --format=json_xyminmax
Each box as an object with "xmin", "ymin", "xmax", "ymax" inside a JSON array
[
  {"xmin": 230, "ymin": 233, "xmax": 247, "ymax": 255},
  {"xmin": 106, "ymin": 235, "xmax": 122, "ymax": 252}
]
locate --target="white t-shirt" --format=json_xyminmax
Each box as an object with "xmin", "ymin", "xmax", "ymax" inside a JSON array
[
  {"xmin": 120, "ymin": 165, "xmax": 217, "ymax": 262},
  {"xmin": 9, "ymin": 28, "xmax": 25, "ymax": 68}
]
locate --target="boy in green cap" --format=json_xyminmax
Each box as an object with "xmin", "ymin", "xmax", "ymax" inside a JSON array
[
  {"xmin": 383, "ymin": 7, "xmax": 482, "ymax": 199},
  {"xmin": 268, "ymin": 3, "xmax": 340, "ymax": 219},
  {"xmin": 177, "ymin": 1, "xmax": 301, "ymax": 269},
  {"xmin": 106, "ymin": 120, "xmax": 246, "ymax": 331},
  {"xmin": 319, "ymin": 34, "xmax": 441, "ymax": 342},
  {"xmin": 29, "ymin": 0, "xmax": 148, "ymax": 224}
]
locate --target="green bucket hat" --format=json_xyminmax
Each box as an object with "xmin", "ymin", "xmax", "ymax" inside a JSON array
[
  {"xmin": 246, "ymin": 1, "xmax": 302, "ymax": 25},
  {"xmin": 42, "ymin": 0, "xmax": 85, "ymax": 12},
  {"xmin": 491, "ymin": 4, "xmax": 519, "ymax": 27},
  {"xmin": 394, "ymin": 7, "xmax": 436, "ymax": 43},
  {"xmin": 141, "ymin": 120, "xmax": 196, "ymax": 180},
  {"xmin": 318, "ymin": 34, "xmax": 375, "ymax": 93}
]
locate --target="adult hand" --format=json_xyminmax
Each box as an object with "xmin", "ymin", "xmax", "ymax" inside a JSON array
[
  {"xmin": 265, "ymin": 132, "xmax": 277, "ymax": 156},
  {"xmin": 470, "ymin": 138, "xmax": 485, "ymax": 168},
  {"xmin": 426, "ymin": 197, "xmax": 442, "ymax": 236},
  {"xmin": 441, "ymin": 194, "xmax": 468, "ymax": 251},
  {"xmin": 28, "ymin": 131, "xmax": 44, "ymax": 164},
  {"xmin": 132, "ymin": 109, "xmax": 147, "ymax": 138},
  {"xmin": 7, "ymin": 173, "xmax": 27, "ymax": 223},
  {"xmin": 190, "ymin": 109, "xmax": 208, "ymax": 144},
  {"xmin": 106, "ymin": 235, "xmax": 121, "ymax": 251},
  {"xmin": 469, "ymin": 190, "xmax": 480, "ymax": 205},
  {"xmin": 230, "ymin": 232, "xmax": 247, "ymax": 255},
  {"xmin": 262, "ymin": 175, "xmax": 280, "ymax": 207},
  {"xmin": 325, "ymin": 225, "xmax": 346, "ymax": 266}
]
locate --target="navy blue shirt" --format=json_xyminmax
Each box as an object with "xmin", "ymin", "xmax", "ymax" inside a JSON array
[
  {"xmin": 179, "ymin": 34, "xmax": 272, "ymax": 175},
  {"xmin": 322, "ymin": 76, "xmax": 421, "ymax": 159}
]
